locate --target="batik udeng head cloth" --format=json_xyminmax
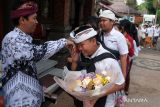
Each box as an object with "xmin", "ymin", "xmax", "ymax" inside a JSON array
[
  {"xmin": 70, "ymin": 25, "xmax": 97, "ymax": 43},
  {"xmin": 11, "ymin": 2, "xmax": 38, "ymax": 19}
]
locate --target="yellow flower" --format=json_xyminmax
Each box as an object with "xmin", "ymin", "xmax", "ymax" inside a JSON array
[{"xmin": 96, "ymin": 74, "xmax": 110, "ymax": 85}]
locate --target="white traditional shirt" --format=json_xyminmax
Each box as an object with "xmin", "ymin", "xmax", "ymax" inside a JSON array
[
  {"xmin": 90, "ymin": 44, "xmax": 125, "ymax": 107},
  {"xmin": 1, "ymin": 27, "xmax": 67, "ymax": 107},
  {"xmin": 103, "ymin": 28, "xmax": 128, "ymax": 55},
  {"xmin": 141, "ymin": 27, "xmax": 147, "ymax": 39},
  {"xmin": 146, "ymin": 27, "xmax": 154, "ymax": 37},
  {"xmin": 154, "ymin": 27, "xmax": 160, "ymax": 37}
]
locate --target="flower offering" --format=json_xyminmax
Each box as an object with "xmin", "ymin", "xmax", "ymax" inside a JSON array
[
  {"xmin": 54, "ymin": 67, "xmax": 114, "ymax": 100},
  {"xmin": 73, "ymin": 72, "xmax": 111, "ymax": 92}
]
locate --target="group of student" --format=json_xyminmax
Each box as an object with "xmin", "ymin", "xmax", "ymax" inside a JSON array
[
  {"xmin": 1, "ymin": 0, "xmax": 140, "ymax": 107},
  {"xmin": 138, "ymin": 24, "xmax": 160, "ymax": 48},
  {"xmin": 67, "ymin": 9, "xmax": 140, "ymax": 107}
]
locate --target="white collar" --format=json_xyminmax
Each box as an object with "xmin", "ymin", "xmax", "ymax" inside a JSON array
[
  {"xmin": 90, "ymin": 43, "xmax": 103, "ymax": 59},
  {"xmin": 104, "ymin": 27, "xmax": 116, "ymax": 36}
]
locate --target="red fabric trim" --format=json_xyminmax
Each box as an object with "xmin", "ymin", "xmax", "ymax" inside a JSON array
[{"xmin": 125, "ymin": 33, "xmax": 134, "ymax": 57}]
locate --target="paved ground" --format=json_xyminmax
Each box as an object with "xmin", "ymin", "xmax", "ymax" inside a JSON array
[
  {"xmin": 125, "ymin": 48, "xmax": 160, "ymax": 107},
  {"xmin": 42, "ymin": 47, "xmax": 160, "ymax": 107}
]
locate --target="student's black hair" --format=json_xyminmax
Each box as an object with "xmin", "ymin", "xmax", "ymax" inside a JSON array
[
  {"xmin": 119, "ymin": 19, "xmax": 140, "ymax": 47},
  {"xmin": 12, "ymin": 15, "xmax": 30, "ymax": 26},
  {"xmin": 74, "ymin": 25, "xmax": 92, "ymax": 36},
  {"xmin": 84, "ymin": 16, "xmax": 99, "ymax": 31},
  {"xmin": 114, "ymin": 23, "xmax": 123, "ymax": 33}
]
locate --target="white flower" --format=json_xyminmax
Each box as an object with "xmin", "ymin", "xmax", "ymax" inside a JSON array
[
  {"xmin": 101, "ymin": 70, "xmax": 107, "ymax": 76},
  {"xmin": 94, "ymin": 84, "xmax": 103, "ymax": 90},
  {"xmin": 105, "ymin": 76, "xmax": 111, "ymax": 81},
  {"xmin": 82, "ymin": 77, "xmax": 92, "ymax": 88},
  {"xmin": 93, "ymin": 78, "xmax": 101, "ymax": 85}
]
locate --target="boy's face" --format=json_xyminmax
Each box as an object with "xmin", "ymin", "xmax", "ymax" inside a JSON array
[
  {"xmin": 99, "ymin": 18, "xmax": 114, "ymax": 32},
  {"xmin": 77, "ymin": 38, "xmax": 97, "ymax": 57}
]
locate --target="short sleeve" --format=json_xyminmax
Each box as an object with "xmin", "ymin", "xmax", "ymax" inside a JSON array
[
  {"xmin": 105, "ymin": 59, "xmax": 125, "ymax": 85},
  {"xmin": 117, "ymin": 33, "xmax": 128, "ymax": 55}
]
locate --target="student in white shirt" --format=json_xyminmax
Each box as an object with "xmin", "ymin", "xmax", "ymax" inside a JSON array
[
  {"xmin": 145, "ymin": 25, "xmax": 153, "ymax": 48},
  {"xmin": 98, "ymin": 10, "xmax": 128, "ymax": 78},
  {"xmin": 140, "ymin": 25, "xmax": 147, "ymax": 47},
  {"xmin": 68, "ymin": 25, "xmax": 125, "ymax": 107},
  {"xmin": 146, "ymin": 26, "xmax": 154, "ymax": 38},
  {"xmin": 153, "ymin": 25, "xmax": 160, "ymax": 47}
]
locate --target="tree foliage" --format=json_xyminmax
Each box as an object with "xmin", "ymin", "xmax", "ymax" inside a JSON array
[
  {"xmin": 143, "ymin": 0, "xmax": 160, "ymax": 24},
  {"xmin": 126, "ymin": 0, "xmax": 137, "ymax": 8},
  {"xmin": 152, "ymin": 0, "xmax": 160, "ymax": 9},
  {"xmin": 137, "ymin": 2, "xmax": 147, "ymax": 11},
  {"xmin": 145, "ymin": 0, "xmax": 156, "ymax": 14}
]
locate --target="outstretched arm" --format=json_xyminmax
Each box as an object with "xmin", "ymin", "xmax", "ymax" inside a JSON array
[
  {"xmin": 10, "ymin": 37, "xmax": 74, "ymax": 62},
  {"xmin": 67, "ymin": 46, "xmax": 80, "ymax": 71}
]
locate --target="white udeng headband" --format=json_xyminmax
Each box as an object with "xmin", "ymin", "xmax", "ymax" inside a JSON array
[{"xmin": 70, "ymin": 28, "xmax": 97, "ymax": 43}]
